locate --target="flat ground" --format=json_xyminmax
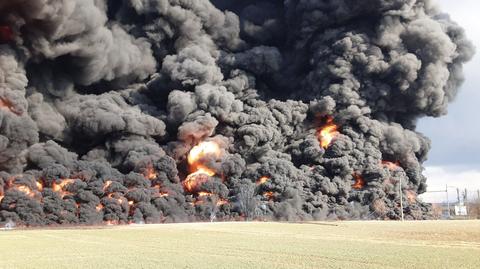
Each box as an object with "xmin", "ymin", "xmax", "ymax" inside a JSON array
[{"xmin": 0, "ymin": 220, "xmax": 479, "ymax": 269}]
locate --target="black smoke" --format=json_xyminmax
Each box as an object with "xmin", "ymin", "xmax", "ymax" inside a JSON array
[{"xmin": 0, "ymin": 0, "xmax": 474, "ymax": 226}]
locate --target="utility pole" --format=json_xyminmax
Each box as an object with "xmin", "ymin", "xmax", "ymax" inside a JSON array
[
  {"xmin": 399, "ymin": 178, "xmax": 404, "ymax": 221},
  {"xmin": 445, "ymin": 185, "xmax": 459, "ymax": 219},
  {"xmin": 446, "ymin": 184, "xmax": 450, "ymax": 218}
]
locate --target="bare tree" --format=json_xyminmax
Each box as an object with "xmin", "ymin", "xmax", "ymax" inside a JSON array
[
  {"xmin": 371, "ymin": 199, "xmax": 387, "ymax": 219},
  {"xmin": 209, "ymin": 195, "xmax": 219, "ymax": 222},
  {"xmin": 236, "ymin": 181, "xmax": 257, "ymax": 221},
  {"xmin": 468, "ymin": 198, "xmax": 480, "ymax": 219}
]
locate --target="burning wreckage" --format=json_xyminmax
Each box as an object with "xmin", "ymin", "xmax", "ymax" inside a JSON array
[{"xmin": 0, "ymin": 0, "xmax": 474, "ymax": 226}]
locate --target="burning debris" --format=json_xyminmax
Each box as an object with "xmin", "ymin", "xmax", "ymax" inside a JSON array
[
  {"xmin": 352, "ymin": 174, "xmax": 366, "ymax": 190},
  {"xmin": 0, "ymin": 0, "xmax": 475, "ymax": 226}
]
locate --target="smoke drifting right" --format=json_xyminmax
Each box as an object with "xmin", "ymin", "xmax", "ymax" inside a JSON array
[{"xmin": 0, "ymin": 0, "xmax": 475, "ymax": 226}]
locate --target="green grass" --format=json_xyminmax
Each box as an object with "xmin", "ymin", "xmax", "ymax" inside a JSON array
[{"xmin": 0, "ymin": 220, "xmax": 479, "ymax": 269}]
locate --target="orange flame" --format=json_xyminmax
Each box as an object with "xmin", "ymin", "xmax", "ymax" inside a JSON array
[
  {"xmin": 256, "ymin": 176, "xmax": 270, "ymax": 185},
  {"xmin": 152, "ymin": 185, "xmax": 170, "ymax": 198},
  {"xmin": 52, "ymin": 179, "xmax": 74, "ymax": 192},
  {"xmin": 0, "ymin": 176, "xmax": 44, "ymax": 200},
  {"xmin": 143, "ymin": 164, "xmax": 157, "ymax": 180},
  {"xmin": 187, "ymin": 141, "xmax": 221, "ymax": 169},
  {"xmin": 36, "ymin": 181, "xmax": 44, "ymax": 192},
  {"xmin": 192, "ymin": 191, "xmax": 229, "ymax": 207},
  {"xmin": 0, "ymin": 97, "xmax": 21, "ymax": 116},
  {"xmin": 197, "ymin": 191, "xmax": 213, "ymax": 197},
  {"xmin": 128, "ymin": 201, "xmax": 134, "ymax": 206},
  {"xmin": 111, "ymin": 196, "xmax": 125, "ymax": 204},
  {"xmin": 183, "ymin": 168, "xmax": 214, "ymax": 193},
  {"xmin": 381, "ymin": 161, "xmax": 401, "ymax": 170},
  {"xmin": 263, "ymin": 191, "xmax": 274, "ymax": 200},
  {"xmin": 216, "ymin": 199, "xmax": 229, "ymax": 206},
  {"xmin": 96, "ymin": 204, "xmax": 104, "ymax": 212},
  {"xmin": 317, "ymin": 116, "xmax": 339, "ymax": 149},
  {"xmin": 352, "ymin": 174, "xmax": 365, "ymax": 190},
  {"xmin": 52, "ymin": 179, "xmax": 75, "ymax": 198},
  {"xmin": 103, "ymin": 180, "xmax": 113, "ymax": 192},
  {"xmin": 14, "ymin": 185, "xmax": 35, "ymax": 198}
]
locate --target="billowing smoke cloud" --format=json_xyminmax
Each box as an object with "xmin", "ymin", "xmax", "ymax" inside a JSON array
[{"xmin": 0, "ymin": 0, "xmax": 474, "ymax": 225}]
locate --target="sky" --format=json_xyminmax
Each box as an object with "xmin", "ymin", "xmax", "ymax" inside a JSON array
[{"xmin": 418, "ymin": 0, "xmax": 480, "ymax": 203}]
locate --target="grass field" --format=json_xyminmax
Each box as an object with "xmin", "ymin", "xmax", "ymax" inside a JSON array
[{"xmin": 0, "ymin": 220, "xmax": 479, "ymax": 269}]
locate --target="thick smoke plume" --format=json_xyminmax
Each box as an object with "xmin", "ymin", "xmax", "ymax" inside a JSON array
[{"xmin": 0, "ymin": 0, "xmax": 474, "ymax": 225}]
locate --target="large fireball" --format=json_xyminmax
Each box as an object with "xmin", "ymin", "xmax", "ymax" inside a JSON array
[
  {"xmin": 187, "ymin": 141, "xmax": 222, "ymax": 172},
  {"xmin": 317, "ymin": 116, "xmax": 339, "ymax": 149},
  {"xmin": 183, "ymin": 141, "xmax": 222, "ymax": 194}
]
